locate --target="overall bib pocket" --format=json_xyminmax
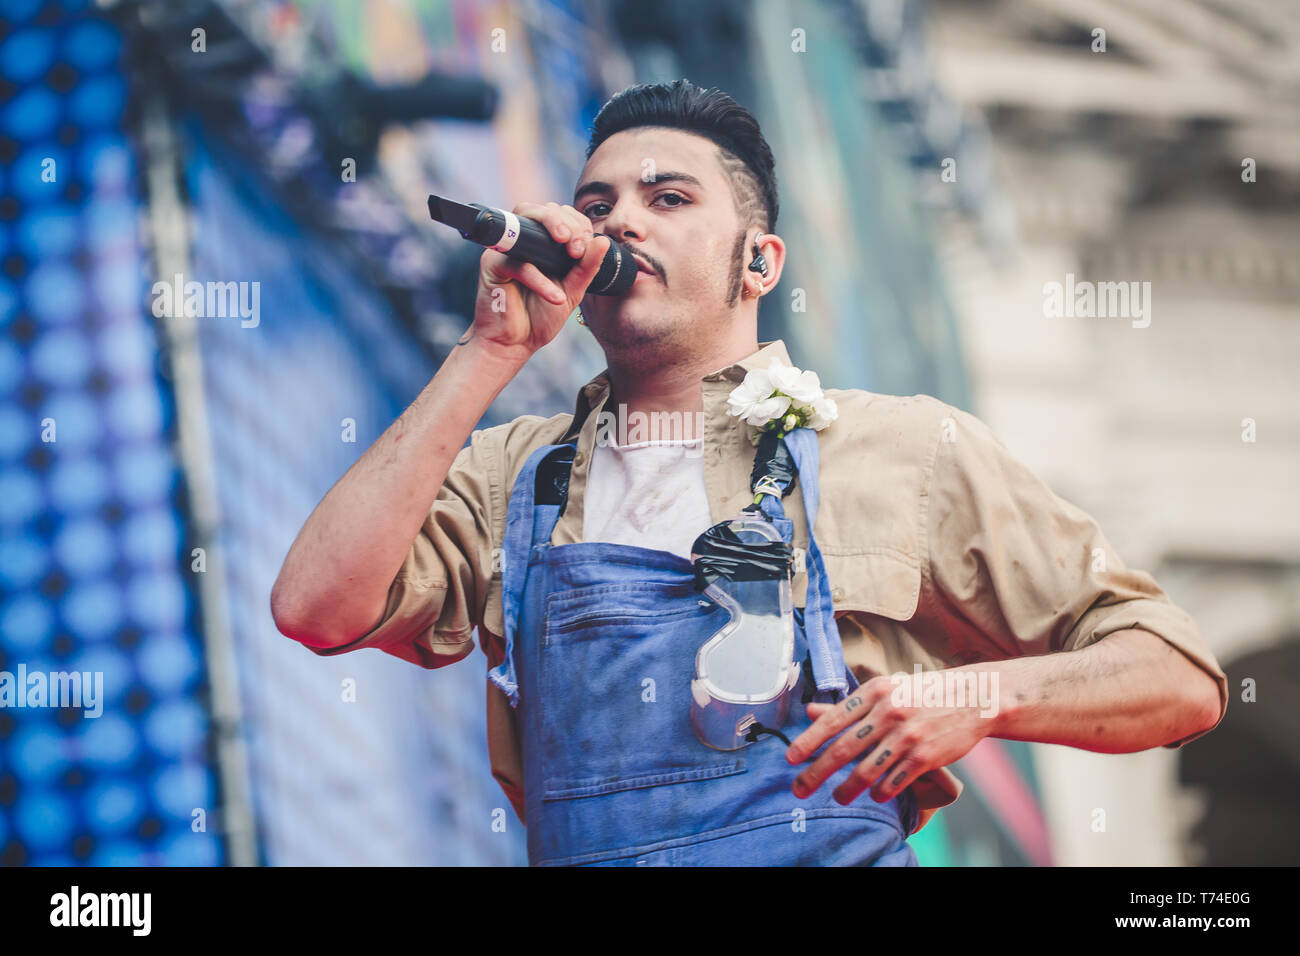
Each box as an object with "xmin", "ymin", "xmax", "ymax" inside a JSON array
[{"xmin": 538, "ymin": 580, "xmax": 748, "ymax": 801}]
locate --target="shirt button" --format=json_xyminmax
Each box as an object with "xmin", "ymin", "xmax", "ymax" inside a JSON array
[
  {"xmin": 831, "ymin": 586, "xmax": 845, "ymax": 602},
  {"xmin": 573, "ymin": 452, "xmax": 585, "ymax": 467}
]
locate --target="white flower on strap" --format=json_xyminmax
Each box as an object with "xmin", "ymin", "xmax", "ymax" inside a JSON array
[{"xmin": 726, "ymin": 359, "xmax": 838, "ymax": 442}]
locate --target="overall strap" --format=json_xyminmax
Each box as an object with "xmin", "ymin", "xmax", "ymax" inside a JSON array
[
  {"xmin": 757, "ymin": 427, "xmax": 849, "ymax": 698},
  {"xmin": 488, "ymin": 440, "xmax": 574, "ymax": 709}
]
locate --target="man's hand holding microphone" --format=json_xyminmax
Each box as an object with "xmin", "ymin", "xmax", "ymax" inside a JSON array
[{"xmin": 470, "ymin": 201, "xmax": 609, "ymax": 364}]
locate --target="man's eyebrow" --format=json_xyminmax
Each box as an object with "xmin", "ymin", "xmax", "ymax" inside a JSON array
[{"xmin": 573, "ymin": 171, "xmax": 704, "ymax": 204}]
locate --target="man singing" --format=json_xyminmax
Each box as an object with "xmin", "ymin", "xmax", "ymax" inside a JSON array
[{"xmin": 271, "ymin": 79, "xmax": 1227, "ymax": 866}]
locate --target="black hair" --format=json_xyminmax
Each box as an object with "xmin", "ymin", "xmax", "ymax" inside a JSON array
[{"xmin": 585, "ymin": 78, "xmax": 779, "ymax": 233}]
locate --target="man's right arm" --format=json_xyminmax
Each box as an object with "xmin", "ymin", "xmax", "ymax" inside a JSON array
[
  {"xmin": 269, "ymin": 339, "xmax": 525, "ymax": 649},
  {"xmin": 270, "ymin": 199, "xmax": 606, "ymax": 651}
]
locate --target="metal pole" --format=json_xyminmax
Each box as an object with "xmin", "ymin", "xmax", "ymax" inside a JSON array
[{"xmin": 138, "ymin": 84, "xmax": 260, "ymax": 868}]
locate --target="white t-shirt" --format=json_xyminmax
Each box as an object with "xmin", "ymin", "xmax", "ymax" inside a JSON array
[{"xmin": 582, "ymin": 437, "xmax": 714, "ymax": 560}]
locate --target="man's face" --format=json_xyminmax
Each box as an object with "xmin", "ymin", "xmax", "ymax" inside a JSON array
[{"xmin": 573, "ymin": 127, "xmax": 749, "ymax": 354}]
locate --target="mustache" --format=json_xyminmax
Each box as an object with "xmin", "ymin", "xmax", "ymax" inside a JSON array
[{"xmin": 621, "ymin": 243, "xmax": 664, "ymax": 282}]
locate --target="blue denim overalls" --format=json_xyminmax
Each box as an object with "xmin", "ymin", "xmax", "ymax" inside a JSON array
[{"xmin": 489, "ymin": 426, "xmax": 919, "ymax": 866}]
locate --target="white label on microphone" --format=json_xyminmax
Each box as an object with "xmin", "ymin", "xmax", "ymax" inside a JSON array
[{"xmin": 491, "ymin": 210, "xmax": 521, "ymax": 253}]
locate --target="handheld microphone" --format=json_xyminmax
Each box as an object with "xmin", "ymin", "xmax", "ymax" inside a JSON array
[{"xmin": 428, "ymin": 194, "xmax": 638, "ymax": 296}]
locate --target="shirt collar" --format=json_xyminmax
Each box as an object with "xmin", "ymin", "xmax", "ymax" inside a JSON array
[{"xmin": 560, "ymin": 340, "xmax": 795, "ymax": 442}]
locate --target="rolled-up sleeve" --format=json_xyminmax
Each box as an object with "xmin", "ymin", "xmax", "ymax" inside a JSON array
[
  {"xmin": 306, "ymin": 427, "xmax": 499, "ymax": 670},
  {"xmin": 923, "ymin": 404, "xmax": 1228, "ymax": 748}
]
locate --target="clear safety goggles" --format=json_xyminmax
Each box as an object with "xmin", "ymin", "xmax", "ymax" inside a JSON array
[{"xmin": 688, "ymin": 432, "xmax": 802, "ymax": 751}]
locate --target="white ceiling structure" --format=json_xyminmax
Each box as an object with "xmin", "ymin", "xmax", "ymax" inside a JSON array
[{"xmin": 926, "ymin": 0, "xmax": 1300, "ymax": 175}]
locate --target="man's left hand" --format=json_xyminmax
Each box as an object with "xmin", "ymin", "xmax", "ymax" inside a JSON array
[{"xmin": 785, "ymin": 673, "xmax": 992, "ymax": 804}]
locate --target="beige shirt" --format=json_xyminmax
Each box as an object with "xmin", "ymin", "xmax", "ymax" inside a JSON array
[{"xmin": 305, "ymin": 340, "xmax": 1229, "ymax": 836}]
